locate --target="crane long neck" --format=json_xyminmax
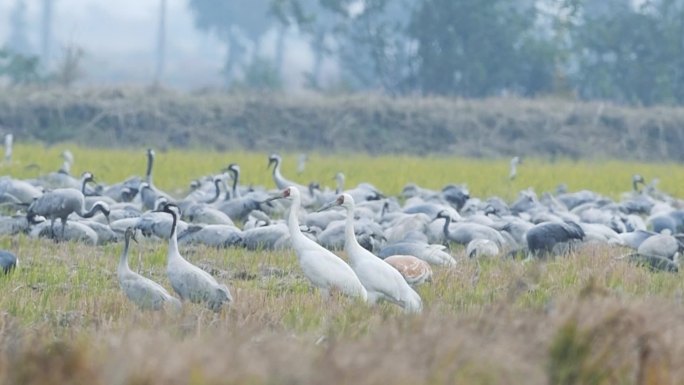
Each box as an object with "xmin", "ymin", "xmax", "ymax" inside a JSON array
[
  {"xmin": 167, "ymin": 209, "xmax": 180, "ymax": 260},
  {"xmin": 231, "ymin": 170, "xmax": 240, "ymax": 198},
  {"xmin": 336, "ymin": 177, "xmax": 344, "ymax": 194},
  {"xmin": 146, "ymin": 153, "xmax": 154, "ymax": 184},
  {"xmin": 204, "ymin": 180, "xmax": 221, "ymax": 204},
  {"xmin": 344, "ymin": 204, "xmax": 363, "ymax": 259},
  {"xmin": 273, "ymin": 159, "xmax": 287, "ymax": 187},
  {"xmin": 118, "ymin": 237, "xmax": 131, "ymax": 271},
  {"xmin": 80, "ymin": 178, "xmax": 89, "ymax": 196},
  {"xmin": 287, "ymin": 194, "xmax": 306, "ymax": 244},
  {"xmin": 79, "ymin": 203, "xmax": 104, "ymax": 219},
  {"xmin": 221, "ymin": 179, "xmax": 231, "ymax": 200},
  {"xmin": 441, "ymin": 215, "xmax": 451, "ymax": 239}
]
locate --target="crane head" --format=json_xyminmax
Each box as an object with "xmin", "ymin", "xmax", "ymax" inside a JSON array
[
  {"xmin": 267, "ymin": 154, "xmax": 281, "ymax": 169},
  {"xmin": 81, "ymin": 171, "xmax": 95, "ymax": 183},
  {"xmin": 318, "ymin": 193, "xmax": 353, "ymax": 212},
  {"xmin": 124, "ymin": 227, "xmax": 138, "ymax": 244}
]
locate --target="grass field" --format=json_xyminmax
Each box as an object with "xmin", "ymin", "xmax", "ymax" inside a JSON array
[
  {"xmin": 1, "ymin": 145, "xmax": 684, "ymax": 384},
  {"xmin": 6, "ymin": 143, "xmax": 684, "ymax": 200}
]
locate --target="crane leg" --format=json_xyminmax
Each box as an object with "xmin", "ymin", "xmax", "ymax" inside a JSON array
[{"xmin": 61, "ymin": 218, "xmax": 67, "ymax": 240}]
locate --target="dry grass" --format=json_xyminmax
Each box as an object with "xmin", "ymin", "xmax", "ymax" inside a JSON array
[{"xmin": 1, "ymin": 239, "xmax": 683, "ymax": 384}]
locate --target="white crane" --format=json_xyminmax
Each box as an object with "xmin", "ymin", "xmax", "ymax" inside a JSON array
[
  {"xmin": 509, "ymin": 156, "xmax": 520, "ymax": 181},
  {"xmin": 159, "ymin": 202, "xmax": 233, "ymax": 312},
  {"xmin": 297, "ymin": 153, "xmax": 308, "ymax": 175},
  {"xmin": 117, "ymin": 227, "xmax": 181, "ymax": 311},
  {"xmin": 4, "ymin": 134, "xmax": 12, "ymax": 164},
  {"xmin": 27, "ymin": 172, "xmax": 110, "ymax": 237},
  {"xmin": 264, "ymin": 187, "xmax": 367, "ymax": 301},
  {"xmin": 319, "ymin": 193, "xmax": 422, "ymax": 313}
]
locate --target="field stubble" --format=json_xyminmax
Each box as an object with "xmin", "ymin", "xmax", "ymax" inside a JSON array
[{"xmin": 2, "ymin": 147, "xmax": 684, "ymax": 384}]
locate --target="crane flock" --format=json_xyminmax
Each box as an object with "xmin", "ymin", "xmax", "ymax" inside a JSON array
[{"xmin": 1, "ymin": 147, "xmax": 682, "ymax": 316}]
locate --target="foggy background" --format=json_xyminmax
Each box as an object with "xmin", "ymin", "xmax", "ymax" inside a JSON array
[
  {"xmin": 2, "ymin": 0, "xmax": 683, "ymax": 106},
  {"xmin": 0, "ymin": 0, "xmax": 338, "ymax": 91}
]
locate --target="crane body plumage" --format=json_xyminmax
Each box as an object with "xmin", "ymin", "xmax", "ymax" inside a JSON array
[
  {"xmin": 118, "ymin": 228, "xmax": 181, "ymax": 311},
  {"xmin": 0, "ymin": 250, "xmax": 17, "ymax": 274},
  {"xmin": 320, "ymin": 193, "xmax": 422, "ymax": 313},
  {"xmin": 161, "ymin": 203, "xmax": 232, "ymax": 312},
  {"xmin": 27, "ymin": 173, "xmax": 110, "ymax": 237},
  {"xmin": 268, "ymin": 187, "xmax": 367, "ymax": 301}
]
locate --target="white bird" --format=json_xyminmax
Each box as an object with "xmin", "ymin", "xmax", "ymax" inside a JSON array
[
  {"xmin": 160, "ymin": 203, "xmax": 233, "ymax": 312},
  {"xmin": 265, "ymin": 187, "xmax": 367, "ymax": 301},
  {"xmin": 509, "ymin": 156, "xmax": 520, "ymax": 181},
  {"xmin": 319, "ymin": 193, "xmax": 422, "ymax": 313},
  {"xmin": 27, "ymin": 172, "xmax": 110, "ymax": 237},
  {"xmin": 4, "ymin": 134, "xmax": 12, "ymax": 164},
  {"xmin": 117, "ymin": 227, "xmax": 181, "ymax": 311},
  {"xmin": 297, "ymin": 153, "xmax": 308, "ymax": 175}
]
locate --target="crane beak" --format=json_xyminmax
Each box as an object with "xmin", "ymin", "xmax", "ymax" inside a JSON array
[{"xmin": 317, "ymin": 200, "xmax": 336, "ymax": 212}]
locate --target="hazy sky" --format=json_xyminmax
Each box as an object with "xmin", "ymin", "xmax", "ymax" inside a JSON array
[{"xmin": 0, "ymin": 0, "xmax": 324, "ymax": 90}]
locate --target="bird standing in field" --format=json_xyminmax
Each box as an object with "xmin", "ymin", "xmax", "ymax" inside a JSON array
[
  {"xmin": 0, "ymin": 250, "xmax": 17, "ymax": 275},
  {"xmin": 319, "ymin": 193, "xmax": 422, "ymax": 313},
  {"xmin": 117, "ymin": 227, "xmax": 181, "ymax": 311},
  {"xmin": 264, "ymin": 187, "xmax": 367, "ymax": 301},
  {"xmin": 509, "ymin": 156, "xmax": 520, "ymax": 181},
  {"xmin": 27, "ymin": 172, "xmax": 111, "ymax": 238},
  {"xmin": 4, "ymin": 134, "xmax": 12, "ymax": 164},
  {"xmin": 160, "ymin": 203, "xmax": 233, "ymax": 312},
  {"xmin": 297, "ymin": 153, "xmax": 308, "ymax": 175}
]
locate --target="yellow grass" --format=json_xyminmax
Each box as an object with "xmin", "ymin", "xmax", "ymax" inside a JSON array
[
  {"xmin": 5, "ymin": 143, "xmax": 684, "ymax": 201},
  {"xmin": 2, "ymin": 145, "xmax": 684, "ymax": 384}
]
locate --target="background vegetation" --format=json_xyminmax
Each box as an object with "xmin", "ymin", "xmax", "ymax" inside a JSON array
[
  {"xmin": 4, "ymin": 88, "xmax": 684, "ymax": 161},
  {"xmin": 186, "ymin": 0, "xmax": 684, "ymax": 105}
]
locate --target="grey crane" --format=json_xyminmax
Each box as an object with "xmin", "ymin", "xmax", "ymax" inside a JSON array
[
  {"xmin": 226, "ymin": 163, "xmax": 242, "ymax": 199},
  {"xmin": 0, "ymin": 177, "xmax": 43, "ymax": 204},
  {"xmin": 637, "ymin": 233, "xmax": 683, "ymax": 261},
  {"xmin": 0, "ymin": 250, "xmax": 17, "ymax": 274},
  {"xmin": 267, "ymin": 154, "xmax": 309, "ymax": 195},
  {"xmin": 526, "ymin": 221, "xmax": 585, "ymax": 258},
  {"xmin": 178, "ymin": 224, "xmax": 243, "ymax": 248},
  {"xmin": 26, "ymin": 172, "xmax": 110, "ymax": 237},
  {"xmin": 160, "ymin": 203, "xmax": 233, "ymax": 312},
  {"xmin": 117, "ymin": 227, "xmax": 181, "ymax": 311},
  {"xmin": 435, "ymin": 211, "xmax": 506, "ymax": 247}
]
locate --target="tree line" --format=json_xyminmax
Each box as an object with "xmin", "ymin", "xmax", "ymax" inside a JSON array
[{"xmin": 189, "ymin": 0, "xmax": 684, "ymax": 106}]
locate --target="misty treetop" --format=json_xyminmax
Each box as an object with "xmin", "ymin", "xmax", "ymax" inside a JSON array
[{"xmin": 185, "ymin": 0, "xmax": 684, "ymax": 106}]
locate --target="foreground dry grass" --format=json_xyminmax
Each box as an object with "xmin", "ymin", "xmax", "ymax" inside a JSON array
[{"xmin": 1, "ymin": 237, "xmax": 683, "ymax": 385}]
